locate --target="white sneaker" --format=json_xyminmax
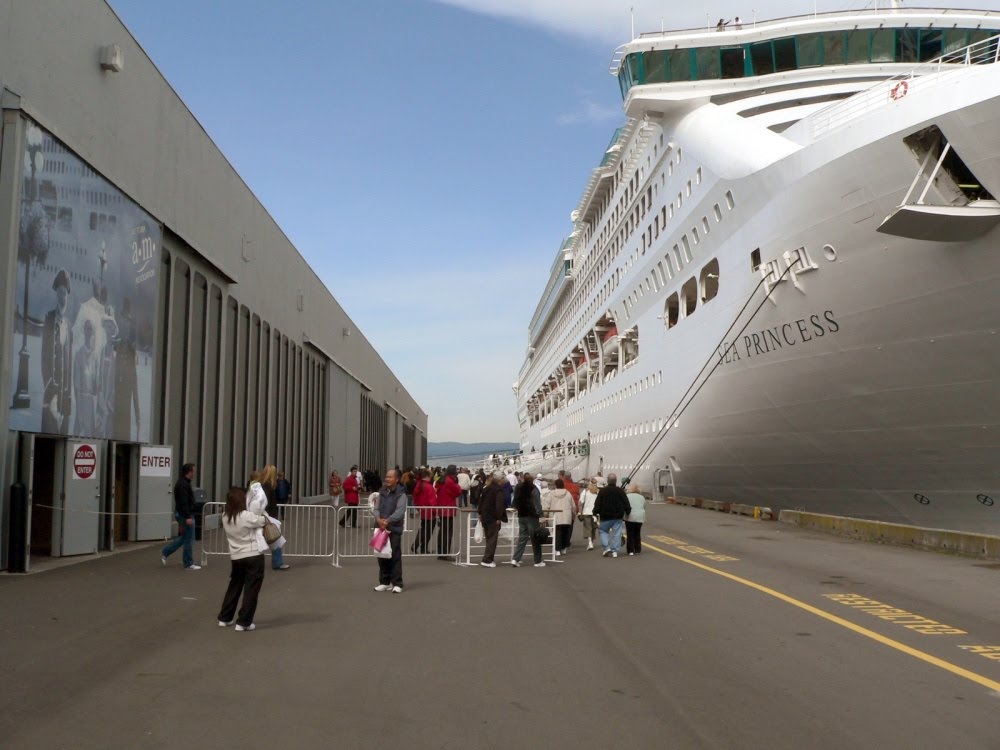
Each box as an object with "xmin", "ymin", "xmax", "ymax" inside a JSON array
[
  {"xmin": 234, "ymin": 623, "xmax": 255, "ymax": 632},
  {"xmin": 480, "ymin": 561, "xmax": 496, "ymax": 568},
  {"xmin": 612, "ymin": 552, "xmax": 618, "ymax": 559},
  {"xmin": 533, "ymin": 562, "xmax": 546, "ymax": 568},
  {"xmin": 218, "ymin": 619, "xmax": 235, "ymax": 627},
  {"xmin": 391, "ymin": 586, "xmax": 403, "ymax": 593},
  {"xmin": 186, "ymin": 564, "xmax": 202, "ymax": 571},
  {"xmin": 374, "ymin": 584, "xmax": 391, "ymax": 592},
  {"xmin": 510, "ymin": 560, "xmax": 521, "ymax": 567}
]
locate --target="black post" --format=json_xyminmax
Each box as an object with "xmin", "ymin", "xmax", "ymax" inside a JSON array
[{"xmin": 7, "ymin": 483, "xmax": 27, "ymax": 573}]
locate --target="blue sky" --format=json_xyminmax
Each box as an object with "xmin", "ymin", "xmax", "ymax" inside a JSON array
[{"xmin": 106, "ymin": 0, "xmax": 973, "ymax": 442}]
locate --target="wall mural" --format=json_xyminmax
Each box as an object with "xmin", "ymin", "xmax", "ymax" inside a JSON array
[{"xmin": 9, "ymin": 117, "xmax": 160, "ymax": 443}]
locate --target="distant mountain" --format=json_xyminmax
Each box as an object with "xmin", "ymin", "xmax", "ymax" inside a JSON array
[{"xmin": 427, "ymin": 442, "xmax": 518, "ymax": 461}]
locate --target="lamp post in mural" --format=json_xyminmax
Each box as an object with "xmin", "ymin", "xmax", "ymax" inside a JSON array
[{"xmin": 12, "ymin": 124, "xmax": 50, "ymax": 409}]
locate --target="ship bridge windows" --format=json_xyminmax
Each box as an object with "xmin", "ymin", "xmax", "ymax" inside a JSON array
[{"xmin": 618, "ymin": 27, "xmax": 1000, "ymax": 97}]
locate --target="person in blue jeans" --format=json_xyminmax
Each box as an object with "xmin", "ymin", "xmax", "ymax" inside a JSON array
[
  {"xmin": 161, "ymin": 462, "xmax": 201, "ymax": 570},
  {"xmin": 593, "ymin": 473, "xmax": 631, "ymax": 559}
]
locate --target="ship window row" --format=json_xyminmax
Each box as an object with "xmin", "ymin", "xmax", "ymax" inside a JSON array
[
  {"xmin": 618, "ymin": 27, "xmax": 1000, "ymax": 96},
  {"xmin": 593, "ymin": 420, "xmax": 664, "ymax": 445},
  {"xmin": 591, "ymin": 370, "xmax": 663, "ymax": 415}
]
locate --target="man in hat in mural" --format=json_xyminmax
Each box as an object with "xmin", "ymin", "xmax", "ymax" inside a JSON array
[
  {"xmin": 97, "ymin": 308, "xmax": 118, "ymax": 438},
  {"xmin": 114, "ymin": 296, "xmax": 140, "ymax": 441},
  {"xmin": 41, "ymin": 268, "xmax": 73, "ymax": 434}
]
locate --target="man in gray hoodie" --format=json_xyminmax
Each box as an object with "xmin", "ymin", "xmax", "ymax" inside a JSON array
[{"xmin": 374, "ymin": 468, "xmax": 408, "ymax": 593}]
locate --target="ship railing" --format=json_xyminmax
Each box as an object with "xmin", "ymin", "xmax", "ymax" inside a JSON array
[{"xmin": 810, "ymin": 33, "xmax": 1000, "ymax": 139}]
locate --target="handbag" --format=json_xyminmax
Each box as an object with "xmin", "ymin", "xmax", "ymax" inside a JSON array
[
  {"xmin": 263, "ymin": 518, "xmax": 282, "ymax": 545},
  {"xmin": 369, "ymin": 528, "xmax": 389, "ymax": 552}
]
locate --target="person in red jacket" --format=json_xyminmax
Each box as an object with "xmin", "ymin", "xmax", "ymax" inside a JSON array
[
  {"xmin": 412, "ymin": 469, "xmax": 438, "ymax": 554},
  {"xmin": 435, "ymin": 464, "xmax": 462, "ymax": 560},
  {"xmin": 341, "ymin": 465, "xmax": 361, "ymax": 527}
]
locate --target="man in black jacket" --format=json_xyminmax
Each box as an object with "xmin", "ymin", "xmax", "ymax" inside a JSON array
[
  {"xmin": 477, "ymin": 471, "xmax": 507, "ymax": 568},
  {"xmin": 593, "ymin": 473, "xmax": 631, "ymax": 559},
  {"xmin": 161, "ymin": 463, "xmax": 201, "ymax": 570}
]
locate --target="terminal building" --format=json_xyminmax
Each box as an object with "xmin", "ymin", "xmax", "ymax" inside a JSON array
[{"xmin": 0, "ymin": 1, "xmax": 427, "ymax": 569}]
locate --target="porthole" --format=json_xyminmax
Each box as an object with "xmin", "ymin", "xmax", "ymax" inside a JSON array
[{"xmin": 823, "ymin": 244, "xmax": 837, "ymax": 261}]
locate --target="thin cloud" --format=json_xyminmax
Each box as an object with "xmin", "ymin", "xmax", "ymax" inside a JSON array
[{"xmin": 557, "ymin": 99, "xmax": 622, "ymax": 126}]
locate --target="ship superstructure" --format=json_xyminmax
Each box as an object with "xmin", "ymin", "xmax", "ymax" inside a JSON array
[{"xmin": 512, "ymin": 7, "xmax": 1000, "ymax": 534}]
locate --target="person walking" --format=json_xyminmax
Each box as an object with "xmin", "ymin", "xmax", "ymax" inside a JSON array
[
  {"xmin": 594, "ymin": 473, "xmax": 631, "ymax": 558},
  {"xmin": 216, "ymin": 486, "xmax": 267, "ymax": 631},
  {"xmin": 477, "ymin": 471, "xmax": 507, "ymax": 567},
  {"xmin": 625, "ymin": 483, "xmax": 646, "ymax": 555},
  {"xmin": 412, "ymin": 469, "xmax": 438, "ymax": 554},
  {"xmin": 543, "ymin": 478, "xmax": 575, "ymax": 556},
  {"xmin": 578, "ymin": 478, "xmax": 600, "ymax": 550},
  {"xmin": 435, "ymin": 464, "xmax": 462, "ymax": 560},
  {"xmin": 374, "ymin": 468, "xmax": 407, "ymax": 593},
  {"xmin": 342, "ymin": 465, "xmax": 360, "ymax": 527},
  {"xmin": 259, "ymin": 464, "xmax": 289, "ymax": 570},
  {"xmin": 511, "ymin": 473, "xmax": 546, "ymax": 568},
  {"xmin": 161, "ymin": 462, "xmax": 201, "ymax": 570}
]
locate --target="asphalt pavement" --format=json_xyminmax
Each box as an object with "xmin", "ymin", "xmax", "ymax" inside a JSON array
[{"xmin": 1, "ymin": 504, "xmax": 999, "ymax": 749}]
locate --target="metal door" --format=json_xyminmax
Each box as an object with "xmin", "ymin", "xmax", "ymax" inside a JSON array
[
  {"xmin": 61, "ymin": 441, "xmax": 101, "ymax": 556},
  {"xmin": 136, "ymin": 445, "xmax": 173, "ymax": 540},
  {"xmin": 18, "ymin": 433, "xmax": 35, "ymax": 571}
]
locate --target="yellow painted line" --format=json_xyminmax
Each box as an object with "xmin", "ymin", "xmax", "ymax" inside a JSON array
[{"xmin": 642, "ymin": 540, "xmax": 1000, "ymax": 693}]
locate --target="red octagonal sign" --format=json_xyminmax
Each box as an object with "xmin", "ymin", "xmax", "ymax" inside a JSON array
[{"xmin": 73, "ymin": 444, "xmax": 97, "ymax": 480}]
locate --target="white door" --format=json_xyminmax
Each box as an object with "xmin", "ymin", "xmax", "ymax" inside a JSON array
[
  {"xmin": 61, "ymin": 441, "xmax": 101, "ymax": 556},
  {"xmin": 136, "ymin": 445, "xmax": 173, "ymax": 540}
]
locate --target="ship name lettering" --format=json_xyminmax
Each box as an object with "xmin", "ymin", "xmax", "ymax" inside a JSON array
[{"xmin": 718, "ymin": 310, "xmax": 839, "ymax": 365}]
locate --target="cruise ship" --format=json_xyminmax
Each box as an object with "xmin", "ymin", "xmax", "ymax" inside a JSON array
[{"xmin": 509, "ymin": 6, "xmax": 1000, "ymax": 535}]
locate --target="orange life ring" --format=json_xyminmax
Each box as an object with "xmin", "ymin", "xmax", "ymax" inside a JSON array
[{"xmin": 890, "ymin": 80, "xmax": 909, "ymax": 101}]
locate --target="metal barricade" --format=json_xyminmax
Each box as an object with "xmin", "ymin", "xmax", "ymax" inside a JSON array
[
  {"xmin": 333, "ymin": 504, "xmax": 464, "ymax": 567},
  {"xmin": 200, "ymin": 502, "xmax": 336, "ymax": 566},
  {"xmin": 461, "ymin": 509, "xmax": 559, "ymax": 566}
]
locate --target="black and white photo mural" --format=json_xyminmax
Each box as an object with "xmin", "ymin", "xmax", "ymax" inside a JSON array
[{"xmin": 9, "ymin": 117, "xmax": 161, "ymax": 443}]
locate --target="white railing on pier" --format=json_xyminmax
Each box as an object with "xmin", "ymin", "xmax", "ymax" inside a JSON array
[{"xmin": 810, "ymin": 33, "xmax": 1000, "ymax": 139}]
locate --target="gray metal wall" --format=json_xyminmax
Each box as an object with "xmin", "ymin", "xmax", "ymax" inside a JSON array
[{"xmin": 0, "ymin": 1, "xmax": 427, "ymax": 565}]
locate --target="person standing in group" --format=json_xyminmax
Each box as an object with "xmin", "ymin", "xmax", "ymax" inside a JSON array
[
  {"xmin": 374, "ymin": 468, "xmax": 407, "ymax": 593},
  {"xmin": 625, "ymin": 483, "xmax": 646, "ymax": 555},
  {"xmin": 216, "ymin": 486, "xmax": 267, "ymax": 631},
  {"xmin": 543, "ymin": 478, "xmax": 575, "ymax": 556},
  {"xmin": 593, "ymin": 473, "xmax": 631, "ymax": 559},
  {"xmin": 435, "ymin": 464, "xmax": 462, "ymax": 560},
  {"xmin": 259, "ymin": 465, "xmax": 289, "ymax": 571},
  {"xmin": 161, "ymin": 462, "xmax": 201, "ymax": 570},
  {"xmin": 578, "ymin": 478, "xmax": 600, "ymax": 550},
  {"xmin": 477, "ymin": 471, "xmax": 507, "ymax": 568},
  {"xmin": 341, "ymin": 465, "xmax": 361, "ymax": 527},
  {"xmin": 329, "ymin": 469, "xmax": 343, "ymax": 508},
  {"xmin": 412, "ymin": 469, "xmax": 438, "ymax": 554},
  {"xmin": 511, "ymin": 473, "xmax": 546, "ymax": 568}
]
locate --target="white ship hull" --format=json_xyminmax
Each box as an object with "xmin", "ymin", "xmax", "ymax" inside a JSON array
[{"xmin": 518, "ymin": 56, "xmax": 1000, "ymax": 535}]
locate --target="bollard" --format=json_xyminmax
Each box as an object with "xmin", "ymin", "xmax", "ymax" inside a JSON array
[{"xmin": 7, "ymin": 483, "xmax": 27, "ymax": 573}]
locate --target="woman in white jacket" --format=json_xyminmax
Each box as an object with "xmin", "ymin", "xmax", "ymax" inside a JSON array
[
  {"xmin": 543, "ymin": 478, "xmax": 576, "ymax": 555},
  {"xmin": 217, "ymin": 486, "xmax": 267, "ymax": 631},
  {"xmin": 578, "ymin": 479, "xmax": 600, "ymax": 551}
]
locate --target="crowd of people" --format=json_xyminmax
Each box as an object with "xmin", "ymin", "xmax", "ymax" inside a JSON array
[{"xmin": 160, "ymin": 460, "xmax": 649, "ymax": 632}]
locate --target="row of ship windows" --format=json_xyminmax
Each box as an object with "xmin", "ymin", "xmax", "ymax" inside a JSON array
[
  {"xmin": 591, "ymin": 370, "xmax": 664, "ymax": 414},
  {"xmin": 593, "ymin": 420, "xmax": 666, "ymax": 445},
  {"xmin": 618, "ymin": 27, "xmax": 1000, "ymax": 96}
]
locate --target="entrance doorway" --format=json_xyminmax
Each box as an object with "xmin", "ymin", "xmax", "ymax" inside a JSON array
[{"xmin": 27, "ymin": 437, "xmax": 59, "ymax": 557}]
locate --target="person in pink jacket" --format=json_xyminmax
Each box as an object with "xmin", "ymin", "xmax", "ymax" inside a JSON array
[{"xmin": 435, "ymin": 465, "xmax": 462, "ymax": 560}]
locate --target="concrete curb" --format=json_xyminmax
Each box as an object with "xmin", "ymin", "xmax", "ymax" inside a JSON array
[
  {"xmin": 667, "ymin": 496, "xmax": 774, "ymax": 520},
  {"xmin": 779, "ymin": 510, "xmax": 1000, "ymax": 560}
]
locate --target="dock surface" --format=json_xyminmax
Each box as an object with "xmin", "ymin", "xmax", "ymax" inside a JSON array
[{"xmin": 2, "ymin": 504, "xmax": 999, "ymax": 749}]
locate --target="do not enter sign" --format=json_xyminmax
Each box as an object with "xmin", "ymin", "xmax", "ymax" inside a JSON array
[{"xmin": 73, "ymin": 444, "xmax": 97, "ymax": 480}]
